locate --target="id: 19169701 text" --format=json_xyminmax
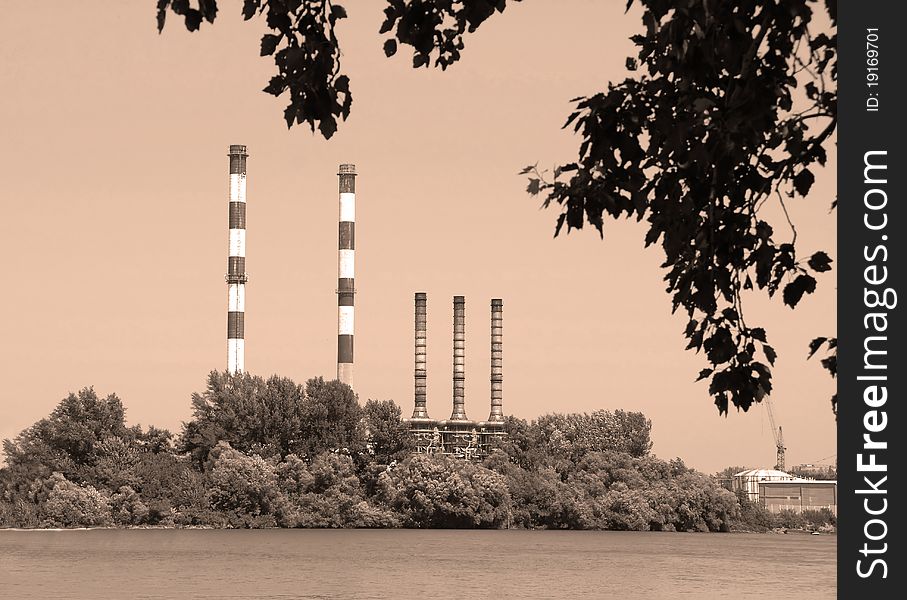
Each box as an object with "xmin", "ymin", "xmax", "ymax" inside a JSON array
[{"xmin": 866, "ymin": 28, "xmax": 880, "ymax": 112}]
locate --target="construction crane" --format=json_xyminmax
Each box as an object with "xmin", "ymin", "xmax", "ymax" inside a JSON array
[{"xmin": 764, "ymin": 397, "xmax": 786, "ymax": 471}]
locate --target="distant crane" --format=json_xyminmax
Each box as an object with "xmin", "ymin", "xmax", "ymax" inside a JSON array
[{"xmin": 765, "ymin": 397, "xmax": 786, "ymax": 471}]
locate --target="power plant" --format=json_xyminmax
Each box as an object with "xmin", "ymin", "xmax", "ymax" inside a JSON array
[
  {"xmin": 219, "ymin": 148, "xmax": 506, "ymax": 457},
  {"xmin": 405, "ymin": 294, "xmax": 506, "ymax": 459}
]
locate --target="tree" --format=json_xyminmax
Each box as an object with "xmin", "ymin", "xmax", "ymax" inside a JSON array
[
  {"xmin": 41, "ymin": 472, "xmax": 112, "ymax": 528},
  {"xmin": 363, "ymin": 399, "xmax": 413, "ymax": 465},
  {"xmin": 181, "ymin": 371, "xmax": 306, "ymax": 464},
  {"xmin": 298, "ymin": 377, "xmax": 366, "ymax": 457},
  {"xmin": 377, "ymin": 454, "xmax": 511, "ymax": 528},
  {"xmin": 206, "ymin": 441, "xmax": 286, "ymax": 528},
  {"xmin": 182, "ymin": 373, "xmax": 367, "ymax": 467},
  {"xmin": 2, "ymin": 388, "xmax": 129, "ymax": 488}
]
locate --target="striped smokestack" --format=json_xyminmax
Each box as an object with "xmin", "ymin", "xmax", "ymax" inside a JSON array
[
  {"xmin": 337, "ymin": 164, "xmax": 356, "ymax": 386},
  {"xmin": 488, "ymin": 299, "xmax": 504, "ymax": 422},
  {"xmin": 226, "ymin": 144, "xmax": 248, "ymax": 374},
  {"xmin": 450, "ymin": 295, "xmax": 468, "ymax": 420},
  {"xmin": 412, "ymin": 292, "xmax": 429, "ymax": 419}
]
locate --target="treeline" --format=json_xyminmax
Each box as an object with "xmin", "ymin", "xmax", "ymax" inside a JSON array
[
  {"xmin": 2, "ymin": 371, "xmax": 739, "ymax": 531},
  {"xmin": 731, "ymin": 491, "xmax": 836, "ymax": 533}
]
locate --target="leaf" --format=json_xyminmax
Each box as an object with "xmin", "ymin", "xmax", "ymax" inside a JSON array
[
  {"xmin": 242, "ymin": 0, "xmax": 260, "ymax": 20},
  {"xmin": 330, "ymin": 4, "xmax": 348, "ymax": 20},
  {"xmin": 526, "ymin": 178, "xmax": 541, "ymax": 196},
  {"xmin": 319, "ymin": 116, "xmax": 338, "ymax": 140},
  {"xmin": 807, "ymin": 251, "xmax": 833, "ymax": 273},
  {"xmin": 263, "ymin": 76, "xmax": 286, "ymax": 96},
  {"xmin": 704, "ymin": 328, "xmax": 735, "ymax": 364},
  {"xmin": 156, "ymin": 0, "xmax": 171, "ymax": 32},
  {"xmin": 184, "ymin": 8, "xmax": 203, "ymax": 31},
  {"xmin": 283, "ymin": 105, "xmax": 296, "ymax": 129},
  {"xmin": 763, "ymin": 344, "xmax": 777, "ymax": 366},
  {"xmin": 749, "ymin": 327, "xmax": 766, "ymax": 342},
  {"xmin": 782, "ymin": 274, "xmax": 817, "ymax": 308},
  {"xmin": 792, "ymin": 169, "xmax": 815, "ymax": 197},
  {"xmin": 260, "ymin": 34, "xmax": 281, "ymax": 57},
  {"xmin": 807, "ymin": 337, "xmax": 828, "ymax": 358},
  {"xmin": 695, "ymin": 368, "xmax": 713, "ymax": 382},
  {"xmin": 383, "ymin": 39, "xmax": 397, "ymax": 57}
]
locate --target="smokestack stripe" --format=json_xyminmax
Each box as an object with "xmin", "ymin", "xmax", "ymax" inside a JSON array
[
  {"xmin": 337, "ymin": 164, "xmax": 356, "ymax": 386},
  {"xmin": 489, "ymin": 299, "xmax": 504, "ymax": 422},
  {"xmin": 226, "ymin": 144, "xmax": 248, "ymax": 374},
  {"xmin": 450, "ymin": 295, "xmax": 468, "ymax": 420},
  {"xmin": 413, "ymin": 292, "xmax": 429, "ymax": 419}
]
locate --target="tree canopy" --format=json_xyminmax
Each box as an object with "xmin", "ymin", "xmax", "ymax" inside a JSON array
[
  {"xmin": 155, "ymin": 0, "xmax": 837, "ymax": 415},
  {"xmin": 2, "ymin": 379, "xmax": 833, "ymax": 531}
]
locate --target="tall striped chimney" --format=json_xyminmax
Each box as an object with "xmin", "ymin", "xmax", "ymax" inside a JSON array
[
  {"xmin": 488, "ymin": 299, "xmax": 504, "ymax": 422},
  {"xmin": 226, "ymin": 144, "xmax": 248, "ymax": 374},
  {"xmin": 337, "ymin": 164, "xmax": 356, "ymax": 386},
  {"xmin": 412, "ymin": 292, "xmax": 429, "ymax": 419},
  {"xmin": 450, "ymin": 295, "xmax": 468, "ymax": 420}
]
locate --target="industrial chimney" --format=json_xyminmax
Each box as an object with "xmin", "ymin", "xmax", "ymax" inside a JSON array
[
  {"xmin": 336, "ymin": 163, "xmax": 356, "ymax": 386},
  {"xmin": 488, "ymin": 299, "xmax": 504, "ymax": 423},
  {"xmin": 226, "ymin": 144, "xmax": 248, "ymax": 374},
  {"xmin": 450, "ymin": 295, "xmax": 468, "ymax": 420},
  {"xmin": 412, "ymin": 292, "xmax": 429, "ymax": 419}
]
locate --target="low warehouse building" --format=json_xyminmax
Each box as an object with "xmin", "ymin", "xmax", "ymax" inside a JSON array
[{"xmin": 758, "ymin": 479, "xmax": 837, "ymax": 515}]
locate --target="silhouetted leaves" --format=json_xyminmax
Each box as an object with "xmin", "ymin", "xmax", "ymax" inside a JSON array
[
  {"xmin": 793, "ymin": 169, "xmax": 815, "ymax": 197},
  {"xmin": 808, "ymin": 337, "xmax": 828, "ymax": 358},
  {"xmin": 260, "ymin": 34, "xmax": 280, "ymax": 56},
  {"xmin": 524, "ymin": 0, "xmax": 836, "ymax": 413},
  {"xmin": 783, "ymin": 274, "xmax": 817, "ymax": 308},
  {"xmin": 807, "ymin": 251, "xmax": 833, "ymax": 273},
  {"xmin": 807, "ymin": 336, "xmax": 837, "ymax": 415},
  {"xmin": 158, "ymin": 0, "xmax": 352, "ymax": 138},
  {"xmin": 763, "ymin": 345, "xmax": 777, "ymax": 366}
]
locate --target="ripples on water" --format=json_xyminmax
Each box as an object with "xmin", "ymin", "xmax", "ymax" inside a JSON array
[{"xmin": 0, "ymin": 529, "xmax": 834, "ymax": 600}]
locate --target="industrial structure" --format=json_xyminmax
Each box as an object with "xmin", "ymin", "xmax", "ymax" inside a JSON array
[
  {"xmin": 764, "ymin": 396, "xmax": 786, "ymax": 470},
  {"xmin": 405, "ymin": 294, "xmax": 506, "ymax": 459},
  {"xmin": 226, "ymin": 145, "xmax": 248, "ymax": 374},
  {"xmin": 336, "ymin": 164, "xmax": 357, "ymax": 386},
  {"xmin": 733, "ymin": 469, "xmax": 837, "ymax": 515},
  {"xmin": 215, "ymin": 155, "xmax": 509, "ymax": 456}
]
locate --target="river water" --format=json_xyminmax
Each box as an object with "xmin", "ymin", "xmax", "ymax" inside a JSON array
[{"xmin": 0, "ymin": 529, "xmax": 834, "ymax": 599}]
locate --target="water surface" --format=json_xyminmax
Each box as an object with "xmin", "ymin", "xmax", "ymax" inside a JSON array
[{"xmin": 0, "ymin": 529, "xmax": 835, "ymax": 599}]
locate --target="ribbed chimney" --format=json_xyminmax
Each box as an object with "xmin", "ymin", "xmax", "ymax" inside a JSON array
[
  {"xmin": 337, "ymin": 163, "xmax": 356, "ymax": 387},
  {"xmin": 226, "ymin": 144, "xmax": 248, "ymax": 374},
  {"xmin": 412, "ymin": 292, "xmax": 429, "ymax": 418},
  {"xmin": 450, "ymin": 295, "xmax": 468, "ymax": 420},
  {"xmin": 488, "ymin": 299, "xmax": 504, "ymax": 422}
]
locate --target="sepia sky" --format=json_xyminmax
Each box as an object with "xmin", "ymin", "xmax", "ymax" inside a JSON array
[{"xmin": 0, "ymin": 1, "xmax": 835, "ymax": 474}]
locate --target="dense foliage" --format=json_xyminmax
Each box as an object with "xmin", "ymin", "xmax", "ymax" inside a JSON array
[
  {"xmin": 527, "ymin": 0, "xmax": 837, "ymax": 415},
  {"xmin": 1, "ymin": 374, "xmax": 824, "ymax": 531}
]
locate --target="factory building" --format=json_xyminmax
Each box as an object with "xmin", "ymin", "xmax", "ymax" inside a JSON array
[
  {"xmin": 405, "ymin": 294, "xmax": 506, "ymax": 459},
  {"xmin": 733, "ymin": 469, "xmax": 837, "ymax": 515},
  {"xmin": 758, "ymin": 480, "xmax": 837, "ymax": 515}
]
